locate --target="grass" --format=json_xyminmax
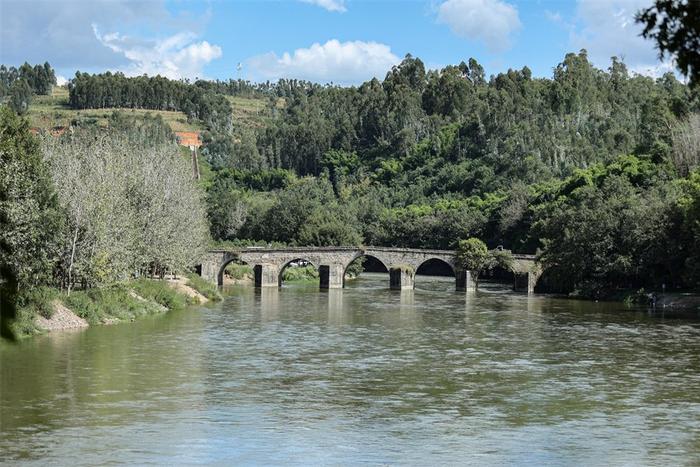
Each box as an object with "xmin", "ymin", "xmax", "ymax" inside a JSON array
[
  {"xmin": 64, "ymin": 282, "xmax": 176, "ymax": 325},
  {"xmin": 226, "ymin": 95, "xmax": 273, "ymax": 129},
  {"xmin": 27, "ymin": 86, "xmax": 202, "ymax": 132},
  {"xmin": 6, "ymin": 278, "xmax": 208, "ymax": 339},
  {"xmin": 9, "ymin": 287, "xmax": 60, "ymax": 337},
  {"xmin": 185, "ymin": 272, "xmax": 223, "ymax": 301}
]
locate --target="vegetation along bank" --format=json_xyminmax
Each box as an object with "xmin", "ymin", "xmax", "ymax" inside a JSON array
[{"xmin": 2, "ymin": 45, "xmax": 700, "ymax": 337}]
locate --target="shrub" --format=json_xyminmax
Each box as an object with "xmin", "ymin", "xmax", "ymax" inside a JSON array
[
  {"xmin": 225, "ymin": 263, "xmax": 253, "ymax": 280},
  {"xmin": 185, "ymin": 272, "xmax": 223, "ymax": 301},
  {"xmin": 282, "ymin": 265, "xmax": 318, "ymax": 282},
  {"xmin": 17, "ymin": 286, "xmax": 58, "ymax": 319},
  {"xmin": 131, "ymin": 279, "xmax": 189, "ymax": 310}
]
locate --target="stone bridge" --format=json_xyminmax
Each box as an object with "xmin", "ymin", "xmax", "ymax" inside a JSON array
[{"xmin": 199, "ymin": 246, "xmax": 542, "ymax": 293}]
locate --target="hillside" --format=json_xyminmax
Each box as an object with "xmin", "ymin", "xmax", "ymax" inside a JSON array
[{"xmin": 27, "ymin": 86, "xmax": 203, "ymax": 133}]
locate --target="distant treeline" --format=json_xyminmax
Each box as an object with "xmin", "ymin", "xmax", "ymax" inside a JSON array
[
  {"xmin": 0, "ymin": 62, "xmax": 56, "ymax": 96},
  {"xmin": 68, "ymin": 72, "xmax": 233, "ymax": 133},
  {"xmin": 0, "ymin": 62, "xmax": 57, "ymax": 114}
]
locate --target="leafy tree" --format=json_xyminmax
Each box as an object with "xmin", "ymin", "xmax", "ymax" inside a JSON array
[
  {"xmin": 8, "ymin": 79, "xmax": 32, "ymax": 115},
  {"xmin": 455, "ymin": 238, "xmax": 512, "ymax": 284},
  {"xmin": 637, "ymin": 0, "xmax": 700, "ymax": 86},
  {"xmin": 0, "ymin": 108, "xmax": 61, "ymax": 337},
  {"xmin": 43, "ymin": 129, "xmax": 209, "ymax": 290}
]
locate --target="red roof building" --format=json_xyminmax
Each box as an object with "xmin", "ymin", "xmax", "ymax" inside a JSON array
[{"xmin": 175, "ymin": 131, "xmax": 202, "ymax": 149}]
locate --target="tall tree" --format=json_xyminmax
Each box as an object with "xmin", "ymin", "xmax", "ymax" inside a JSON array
[
  {"xmin": 0, "ymin": 108, "xmax": 61, "ymax": 337},
  {"xmin": 637, "ymin": 0, "xmax": 700, "ymax": 86}
]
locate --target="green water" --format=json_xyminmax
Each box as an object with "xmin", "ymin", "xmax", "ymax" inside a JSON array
[{"xmin": 2, "ymin": 274, "xmax": 700, "ymax": 465}]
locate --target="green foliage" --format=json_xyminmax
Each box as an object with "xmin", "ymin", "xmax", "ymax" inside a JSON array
[
  {"xmin": 15, "ymin": 286, "xmax": 58, "ymax": 321},
  {"xmin": 456, "ymin": 238, "xmax": 491, "ymax": 272},
  {"xmin": 281, "ymin": 265, "xmax": 318, "ymax": 282},
  {"xmin": 64, "ymin": 282, "xmax": 170, "ymax": 324},
  {"xmin": 679, "ymin": 170, "xmax": 700, "ymax": 287},
  {"xmin": 345, "ymin": 257, "xmax": 365, "ymax": 279},
  {"xmin": 0, "ymin": 107, "xmax": 62, "ymax": 337},
  {"xmin": 455, "ymin": 238, "xmax": 514, "ymax": 283},
  {"xmin": 1, "ymin": 62, "xmax": 56, "ymax": 99},
  {"xmin": 185, "ymin": 272, "xmax": 223, "ymax": 301},
  {"xmin": 225, "ymin": 263, "xmax": 253, "ymax": 280},
  {"xmin": 68, "ymin": 72, "xmax": 233, "ymax": 133},
  {"xmin": 535, "ymin": 166, "xmax": 683, "ymax": 297},
  {"xmin": 43, "ymin": 129, "xmax": 209, "ymax": 290},
  {"xmin": 130, "ymin": 279, "xmax": 190, "ymax": 311},
  {"xmin": 637, "ymin": 1, "xmax": 700, "ymax": 87},
  {"xmin": 8, "ymin": 79, "xmax": 32, "ymax": 115}
]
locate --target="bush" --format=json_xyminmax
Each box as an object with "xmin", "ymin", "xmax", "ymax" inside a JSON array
[
  {"xmin": 63, "ymin": 290, "xmax": 101, "ymax": 323},
  {"xmin": 65, "ymin": 280, "xmax": 182, "ymax": 324},
  {"xmin": 185, "ymin": 272, "xmax": 223, "ymax": 301},
  {"xmin": 225, "ymin": 263, "xmax": 253, "ymax": 280},
  {"xmin": 17, "ymin": 286, "xmax": 58, "ymax": 319},
  {"xmin": 282, "ymin": 265, "xmax": 318, "ymax": 282},
  {"xmin": 9, "ymin": 307, "xmax": 40, "ymax": 338},
  {"xmin": 131, "ymin": 279, "xmax": 190, "ymax": 310}
]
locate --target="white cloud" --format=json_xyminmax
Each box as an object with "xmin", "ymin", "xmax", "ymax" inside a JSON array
[
  {"xmin": 93, "ymin": 26, "xmax": 222, "ymax": 80},
  {"xmin": 572, "ymin": 0, "xmax": 673, "ymax": 78},
  {"xmin": 301, "ymin": 0, "xmax": 347, "ymax": 12},
  {"xmin": 437, "ymin": 0, "xmax": 521, "ymax": 52},
  {"xmin": 0, "ymin": 0, "xmax": 216, "ymax": 79},
  {"xmin": 56, "ymin": 75, "xmax": 68, "ymax": 86},
  {"xmin": 247, "ymin": 39, "xmax": 400, "ymax": 85}
]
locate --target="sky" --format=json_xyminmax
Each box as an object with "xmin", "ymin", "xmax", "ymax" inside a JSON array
[{"xmin": 0, "ymin": 0, "xmax": 674, "ymax": 86}]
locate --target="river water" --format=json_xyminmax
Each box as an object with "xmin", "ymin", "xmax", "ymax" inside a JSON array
[{"xmin": 2, "ymin": 274, "xmax": 700, "ymax": 465}]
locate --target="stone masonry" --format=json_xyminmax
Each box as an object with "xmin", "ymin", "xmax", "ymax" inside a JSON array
[{"xmin": 200, "ymin": 246, "xmax": 542, "ymax": 293}]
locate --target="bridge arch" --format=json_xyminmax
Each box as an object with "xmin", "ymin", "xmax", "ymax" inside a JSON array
[
  {"xmin": 217, "ymin": 253, "xmax": 250, "ymax": 287},
  {"xmin": 278, "ymin": 257, "xmax": 319, "ymax": 287},
  {"xmin": 343, "ymin": 253, "xmax": 390, "ymax": 277},
  {"xmin": 415, "ymin": 258, "xmax": 456, "ymax": 277}
]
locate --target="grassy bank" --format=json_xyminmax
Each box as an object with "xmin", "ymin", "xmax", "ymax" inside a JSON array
[{"xmin": 9, "ymin": 276, "xmax": 222, "ymax": 339}]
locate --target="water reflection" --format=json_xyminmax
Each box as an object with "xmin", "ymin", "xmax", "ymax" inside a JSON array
[{"xmin": 2, "ymin": 274, "xmax": 700, "ymax": 465}]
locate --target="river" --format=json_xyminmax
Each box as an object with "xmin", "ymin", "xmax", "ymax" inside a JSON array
[{"xmin": 2, "ymin": 273, "xmax": 700, "ymax": 465}]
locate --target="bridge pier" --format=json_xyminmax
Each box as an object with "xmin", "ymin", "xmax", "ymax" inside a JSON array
[
  {"xmin": 514, "ymin": 271, "xmax": 538, "ymax": 294},
  {"xmin": 253, "ymin": 264, "xmax": 280, "ymax": 287},
  {"xmin": 201, "ymin": 260, "xmax": 220, "ymax": 285},
  {"xmin": 456, "ymin": 270, "xmax": 477, "ymax": 292},
  {"xmin": 390, "ymin": 267, "xmax": 415, "ymax": 290},
  {"xmin": 320, "ymin": 264, "xmax": 345, "ymax": 289}
]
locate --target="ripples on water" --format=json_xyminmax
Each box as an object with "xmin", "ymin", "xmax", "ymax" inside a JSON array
[{"xmin": 1, "ymin": 273, "xmax": 700, "ymax": 465}]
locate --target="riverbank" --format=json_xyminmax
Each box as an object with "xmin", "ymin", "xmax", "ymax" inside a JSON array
[{"xmin": 8, "ymin": 274, "xmax": 222, "ymax": 340}]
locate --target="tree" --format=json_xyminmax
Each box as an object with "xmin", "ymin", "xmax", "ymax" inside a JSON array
[
  {"xmin": 637, "ymin": 0, "xmax": 700, "ymax": 86},
  {"xmin": 8, "ymin": 79, "xmax": 32, "ymax": 115},
  {"xmin": 455, "ymin": 238, "xmax": 513, "ymax": 284},
  {"xmin": 0, "ymin": 108, "xmax": 61, "ymax": 337},
  {"xmin": 42, "ymin": 129, "xmax": 209, "ymax": 290},
  {"xmin": 671, "ymin": 113, "xmax": 700, "ymax": 176}
]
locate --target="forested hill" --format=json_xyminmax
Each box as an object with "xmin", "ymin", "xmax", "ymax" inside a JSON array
[{"xmin": 5, "ymin": 51, "xmax": 700, "ymax": 297}]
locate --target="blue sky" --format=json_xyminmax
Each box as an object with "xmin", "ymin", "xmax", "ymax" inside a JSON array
[{"xmin": 0, "ymin": 0, "xmax": 671, "ymax": 86}]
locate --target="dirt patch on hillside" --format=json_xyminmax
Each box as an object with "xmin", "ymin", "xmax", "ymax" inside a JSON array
[
  {"xmin": 167, "ymin": 278, "xmax": 209, "ymax": 304},
  {"xmin": 35, "ymin": 301, "xmax": 88, "ymax": 332}
]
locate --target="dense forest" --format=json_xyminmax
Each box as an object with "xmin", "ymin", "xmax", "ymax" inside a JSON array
[
  {"xmin": 199, "ymin": 51, "xmax": 699, "ymax": 297},
  {"xmin": 3, "ymin": 49, "xmax": 700, "ymax": 301}
]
